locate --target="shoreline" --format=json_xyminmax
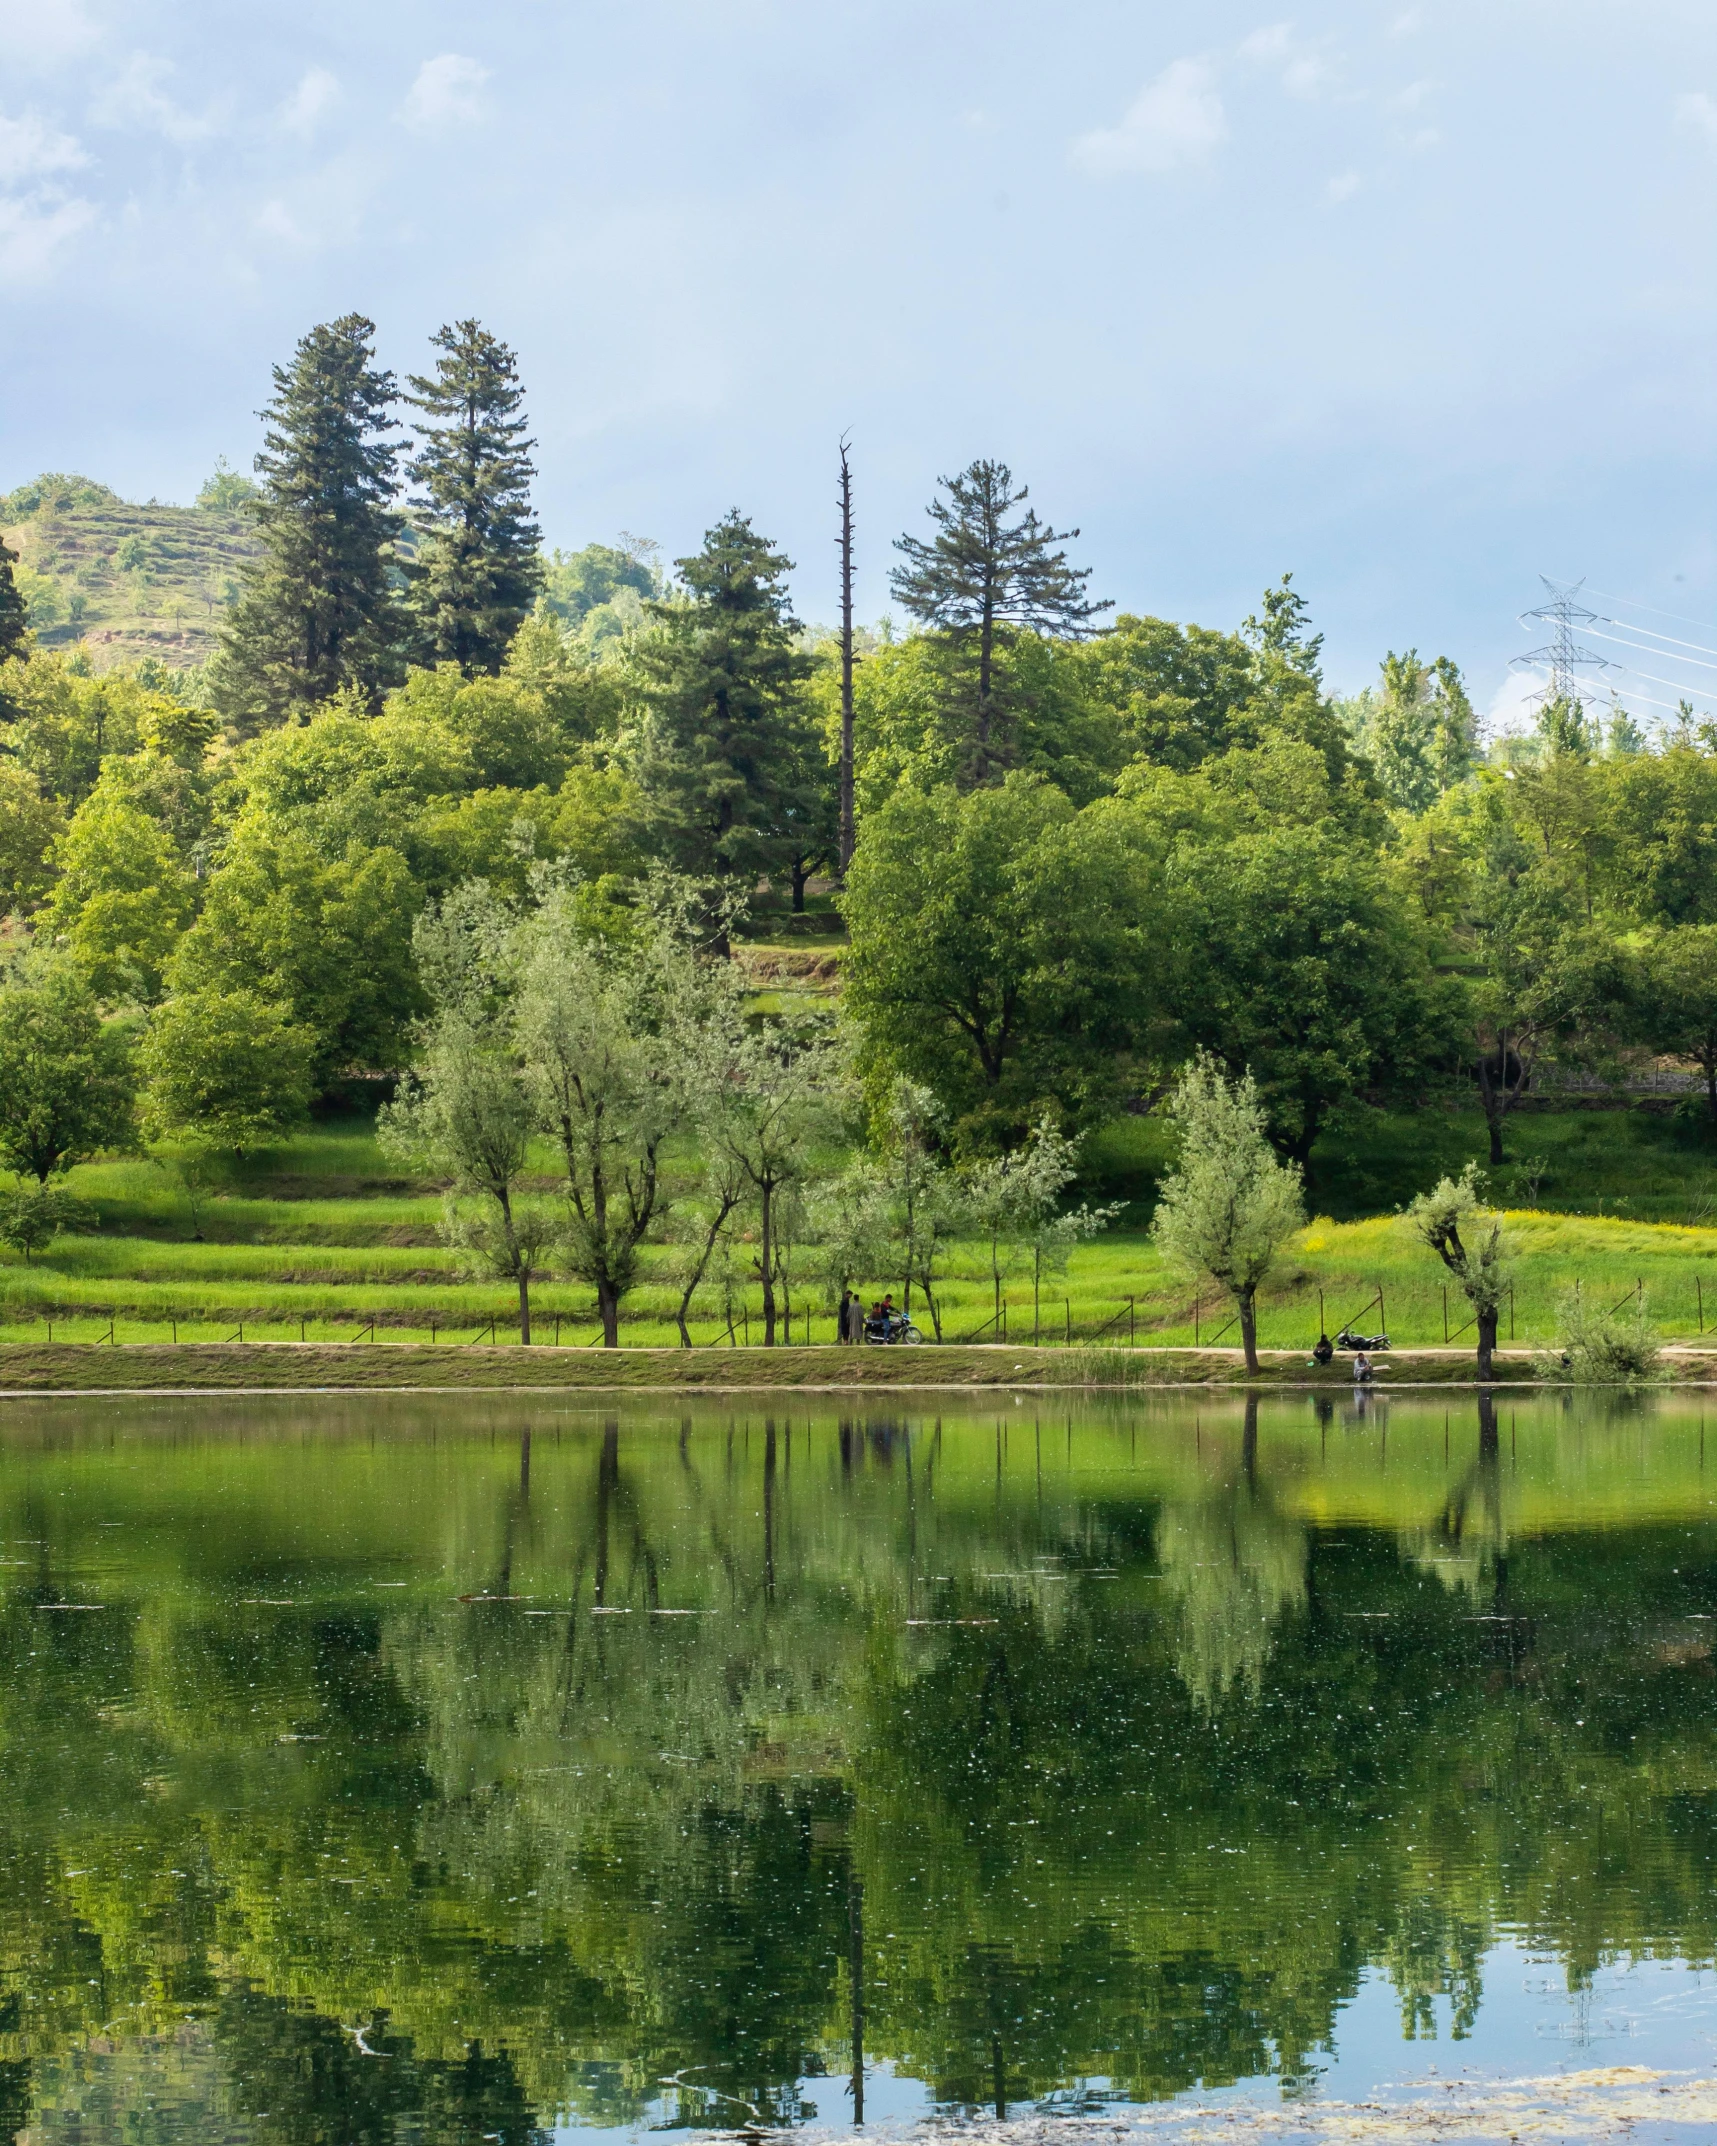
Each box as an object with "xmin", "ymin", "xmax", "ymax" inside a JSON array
[{"xmin": 0, "ymin": 1341, "xmax": 1711, "ymax": 1393}]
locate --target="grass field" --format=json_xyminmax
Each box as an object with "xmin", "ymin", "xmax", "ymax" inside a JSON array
[{"xmin": 5, "ymin": 1104, "xmax": 1717, "ymax": 1357}]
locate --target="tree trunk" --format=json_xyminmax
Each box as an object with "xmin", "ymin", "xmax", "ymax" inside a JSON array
[
  {"xmin": 596, "ymin": 1278, "xmax": 620, "ymax": 1348},
  {"xmin": 1477, "ymin": 1305, "xmax": 1498, "ymax": 1382},
  {"xmin": 838, "ymin": 438, "xmax": 856, "ymax": 877},
  {"xmin": 517, "ymin": 1269, "xmax": 531, "ymax": 1346},
  {"xmin": 790, "ymin": 856, "xmax": 809, "ymax": 912},
  {"xmin": 1475, "ymin": 1047, "xmax": 1511, "ymax": 1165},
  {"xmin": 1239, "ymin": 1288, "xmax": 1259, "ymax": 1375},
  {"xmin": 759, "ymin": 1179, "xmax": 777, "ymax": 1345},
  {"xmin": 1705, "ymin": 1046, "xmax": 1717, "ymax": 1124}
]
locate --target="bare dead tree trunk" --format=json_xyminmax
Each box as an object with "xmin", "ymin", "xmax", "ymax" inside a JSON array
[{"xmin": 838, "ymin": 436, "xmax": 856, "ymax": 878}]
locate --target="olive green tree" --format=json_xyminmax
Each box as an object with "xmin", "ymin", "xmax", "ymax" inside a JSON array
[{"xmin": 1151, "ymin": 1055, "xmax": 1304, "ymax": 1375}]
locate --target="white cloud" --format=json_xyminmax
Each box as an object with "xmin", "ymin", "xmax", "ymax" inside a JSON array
[
  {"xmin": 1390, "ymin": 8, "xmax": 1423, "ymax": 34},
  {"xmin": 1387, "ymin": 79, "xmax": 1436, "ymax": 111},
  {"xmin": 0, "ymin": 111, "xmax": 87, "ymax": 183},
  {"xmin": 0, "ymin": 0, "xmax": 96, "ymax": 69},
  {"xmin": 1326, "ymin": 170, "xmax": 1361, "ymax": 202},
  {"xmin": 1282, "ymin": 56, "xmax": 1328, "ymax": 98},
  {"xmin": 90, "ymin": 54, "xmax": 216, "ymax": 146},
  {"xmin": 401, "ymin": 54, "xmax": 490, "ymax": 131},
  {"xmin": 1676, "ymin": 92, "xmax": 1717, "ymax": 143},
  {"xmin": 0, "ymin": 190, "xmax": 95, "ymax": 278},
  {"xmin": 1239, "ymin": 23, "xmax": 1292, "ymax": 63},
  {"xmin": 280, "ymin": 68, "xmax": 339, "ymax": 137},
  {"xmin": 1071, "ymin": 59, "xmax": 1226, "ymax": 178}
]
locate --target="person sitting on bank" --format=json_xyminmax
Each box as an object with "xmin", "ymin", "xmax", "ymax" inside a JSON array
[
  {"xmin": 1352, "ymin": 1350, "xmax": 1374, "ymax": 1384},
  {"xmin": 1311, "ymin": 1333, "xmax": 1334, "ymax": 1366}
]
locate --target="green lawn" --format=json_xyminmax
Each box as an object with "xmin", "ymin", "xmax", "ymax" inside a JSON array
[{"xmin": 6, "ymin": 1102, "xmax": 1717, "ymax": 1354}]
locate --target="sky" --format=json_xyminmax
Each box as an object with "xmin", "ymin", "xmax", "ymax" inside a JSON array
[{"xmin": 5, "ymin": 0, "xmax": 1717, "ymax": 720}]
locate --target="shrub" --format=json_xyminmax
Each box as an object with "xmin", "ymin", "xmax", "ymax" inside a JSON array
[{"xmin": 1539, "ymin": 1283, "xmax": 1664, "ymax": 1384}]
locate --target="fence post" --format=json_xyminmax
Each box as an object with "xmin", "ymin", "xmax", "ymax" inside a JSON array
[
  {"xmin": 1193, "ymin": 1298, "xmax": 1199, "ymax": 1348},
  {"xmin": 1442, "ymin": 1285, "xmax": 1448, "ymax": 1344},
  {"xmin": 1509, "ymin": 1285, "xmax": 1515, "ymax": 1341},
  {"xmin": 1379, "ymin": 1287, "xmax": 1386, "ymax": 1342},
  {"xmin": 1700, "ymin": 1276, "xmax": 1705, "ymax": 1336},
  {"xmin": 1065, "ymin": 1298, "xmax": 1071, "ymax": 1346},
  {"xmin": 1129, "ymin": 1296, "xmax": 1135, "ymax": 1346}
]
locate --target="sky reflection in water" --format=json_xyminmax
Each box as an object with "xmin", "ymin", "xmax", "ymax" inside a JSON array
[{"xmin": 0, "ymin": 1388, "xmax": 1714, "ymax": 2144}]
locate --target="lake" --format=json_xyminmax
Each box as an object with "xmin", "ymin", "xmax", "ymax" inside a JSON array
[{"xmin": 0, "ymin": 1388, "xmax": 1714, "ymax": 2144}]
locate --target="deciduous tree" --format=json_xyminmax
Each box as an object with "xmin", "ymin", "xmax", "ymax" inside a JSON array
[
  {"xmin": 0, "ymin": 962, "xmax": 136, "ymax": 1181},
  {"xmin": 139, "ymin": 989, "xmax": 314, "ymax": 1157},
  {"xmin": 1407, "ymin": 1164, "xmax": 1511, "ymax": 1380},
  {"xmin": 1150, "ymin": 1055, "xmax": 1304, "ymax": 1375}
]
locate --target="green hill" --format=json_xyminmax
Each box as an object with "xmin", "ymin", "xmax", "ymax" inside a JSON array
[{"xmin": 0, "ymin": 468, "xmax": 264, "ymax": 673}]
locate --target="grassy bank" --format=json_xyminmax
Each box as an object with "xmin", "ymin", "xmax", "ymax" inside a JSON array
[
  {"xmin": 7, "ymin": 1107, "xmax": 1717, "ymax": 1356},
  {"xmin": 0, "ymin": 1341, "xmax": 1609, "ymax": 1393}
]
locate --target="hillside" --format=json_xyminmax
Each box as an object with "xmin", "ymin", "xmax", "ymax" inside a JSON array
[{"xmin": 0, "ymin": 470, "xmax": 263, "ymax": 672}]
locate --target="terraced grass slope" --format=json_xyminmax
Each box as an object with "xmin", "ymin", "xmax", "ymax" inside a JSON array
[
  {"xmin": 0, "ymin": 472, "xmax": 262, "ymax": 671},
  {"xmin": 6, "ymin": 1108, "xmax": 1717, "ymax": 1357}
]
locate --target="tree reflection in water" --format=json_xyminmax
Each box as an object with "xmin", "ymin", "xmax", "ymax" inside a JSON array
[{"xmin": 0, "ymin": 1390, "xmax": 1710, "ymax": 2140}]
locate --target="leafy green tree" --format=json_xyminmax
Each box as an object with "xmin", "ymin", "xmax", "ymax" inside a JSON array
[
  {"xmin": 635, "ymin": 514, "xmax": 818, "ymax": 908},
  {"xmin": 1339, "ymin": 650, "xmax": 1477, "ymax": 811},
  {"xmin": 538, "ymin": 540, "xmax": 658, "ymax": 627},
  {"xmin": 138, "ymin": 989, "xmax": 313, "ymax": 1158},
  {"xmin": 0, "ymin": 962, "xmax": 136, "ymax": 1180},
  {"xmin": 1405, "ymin": 778, "xmax": 1632, "ymax": 1164},
  {"xmin": 1161, "ymin": 817, "xmax": 1444, "ymax": 1161},
  {"xmin": 873, "ymin": 1077, "xmax": 962, "ymax": 1338},
  {"xmin": 1638, "ymin": 924, "xmax": 1717, "ymax": 1120},
  {"xmin": 1151, "ymin": 1054, "xmax": 1304, "ymax": 1374},
  {"xmin": 0, "ymin": 762, "xmax": 65, "ymax": 909},
  {"xmin": 1406, "ymin": 1163, "xmax": 1511, "ymax": 1379},
  {"xmin": 827, "ymin": 629, "xmax": 1126, "ymax": 813},
  {"xmin": 379, "ymin": 1013, "xmax": 550, "ymax": 1342},
  {"xmin": 702, "ymin": 1021, "xmax": 840, "ymax": 1345},
  {"xmin": 42, "ymin": 788, "xmax": 196, "ymax": 1001},
  {"xmin": 403, "ymin": 320, "xmax": 542, "ymax": 675},
  {"xmin": 839, "ymin": 774, "xmax": 1156, "ymax": 1141},
  {"xmin": 1600, "ymin": 741, "xmax": 1717, "ymax": 925},
  {"xmin": 194, "ymin": 458, "xmax": 259, "ymax": 514},
  {"xmin": 211, "ymin": 315, "xmax": 402, "ymax": 732},
  {"xmin": 0, "ymin": 1180, "xmax": 88, "ymax": 1263},
  {"xmin": 0, "ymin": 533, "xmax": 27, "ymax": 666},
  {"xmin": 890, "ymin": 459, "xmax": 1111, "ymax": 786},
  {"xmin": 168, "ymin": 824, "xmax": 423, "ymax": 1083},
  {"xmin": 514, "ymin": 885, "xmax": 712, "ymax": 1345},
  {"xmin": 965, "ymin": 1115, "xmax": 1116, "ymax": 1338}
]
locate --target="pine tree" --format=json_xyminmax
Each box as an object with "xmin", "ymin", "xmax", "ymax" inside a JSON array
[
  {"xmin": 0, "ymin": 534, "xmax": 29, "ymax": 668},
  {"xmin": 890, "ymin": 458, "xmax": 1111, "ymax": 786},
  {"xmin": 636, "ymin": 513, "xmax": 817, "ymax": 914},
  {"xmin": 404, "ymin": 320, "xmax": 542, "ymax": 674},
  {"xmin": 210, "ymin": 314, "xmax": 402, "ymax": 732}
]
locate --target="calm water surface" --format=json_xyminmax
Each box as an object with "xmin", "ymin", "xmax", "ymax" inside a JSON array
[{"xmin": 0, "ymin": 1389, "xmax": 1714, "ymax": 2143}]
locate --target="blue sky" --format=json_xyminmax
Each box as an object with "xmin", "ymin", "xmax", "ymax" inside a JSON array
[{"xmin": 4, "ymin": 0, "xmax": 1717, "ymax": 718}]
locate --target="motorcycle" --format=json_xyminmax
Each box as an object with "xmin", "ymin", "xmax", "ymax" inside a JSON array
[
  {"xmin": 1335, "ymin": 1326, "xmax": 1390, "ymax": 1352},
  {"xmin": 864, "ymin": 1312, "xmax": 925, "ymax": 1346}
]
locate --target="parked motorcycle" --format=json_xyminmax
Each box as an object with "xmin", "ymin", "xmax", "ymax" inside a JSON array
[
  {"xmin": 1335, "ymin": 1326, "xmax": 1390, "ymax": 1352},
  {"xmin": 864, "ymin": 1312, "xmax": 925, "ymax": 1345}
]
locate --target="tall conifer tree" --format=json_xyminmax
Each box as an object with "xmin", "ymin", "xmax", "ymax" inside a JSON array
[
  {"xmin": 636, "ymin": 513, "xmax": 817, "ymax": 914},
  {"xmin": 891, "ymin": 459, "xmax": 1111, "ymax": 786},
  {"xmin": 0, "ymin": 535, "xmax": 29, "ymax": 668},
  {"xmin": 404, "ymin": 320, "xmax": 542, "ymax": 675},
  {"xmin": 211, "ymin": 314, "xmax": 402, "ymax": 732}
]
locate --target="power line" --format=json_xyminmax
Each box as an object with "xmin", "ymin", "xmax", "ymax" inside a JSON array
[
  {"xmin": 1580, "ymin": 585, "xmax": 1717, "ymax": 637},
  {"xmin": 1582, "ymin": 625, "xmax": 1717, "ymax": 676}
]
